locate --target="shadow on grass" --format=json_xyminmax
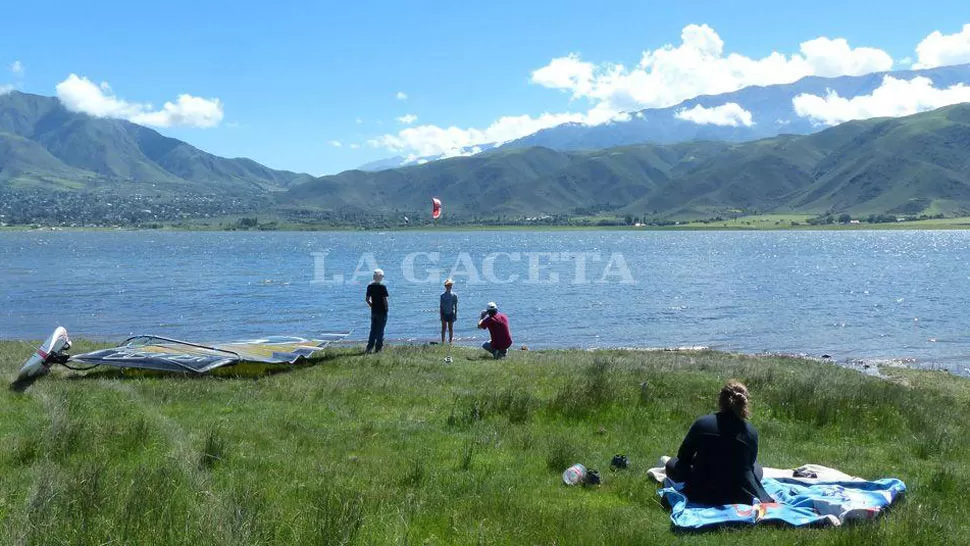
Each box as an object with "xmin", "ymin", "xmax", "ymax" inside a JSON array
[{"xmin": 9, "ymin": 372, "xmax": 45, "ymax": 393}]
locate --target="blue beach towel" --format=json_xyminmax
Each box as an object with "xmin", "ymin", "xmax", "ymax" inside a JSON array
[{"xmin": 659, "ymin": 477, "xmax": 906, "ymax": 529}]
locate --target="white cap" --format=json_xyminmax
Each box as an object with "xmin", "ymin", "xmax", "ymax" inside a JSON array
[
  {"xmin": 373, "ymin": 268, "xmax": 384, "ymax": 279},
  {"xmin": 486, "ymin": 302, "xmax": 497, "ymax": 311}
]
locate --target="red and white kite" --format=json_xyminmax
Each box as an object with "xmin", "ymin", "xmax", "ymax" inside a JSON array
[{"xmin": 431, "ymin": 197, "xmax": 442, "ymax": 219}]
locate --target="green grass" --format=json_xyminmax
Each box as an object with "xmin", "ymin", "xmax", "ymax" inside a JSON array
[{"xmin": 2, "ymin": 341, "xmax": 969, "ymax": 544}]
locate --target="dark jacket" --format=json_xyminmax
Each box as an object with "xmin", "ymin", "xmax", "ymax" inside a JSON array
[{"xmin": 675, "ymin": 411, "xmax": 773, "ymax": 504}]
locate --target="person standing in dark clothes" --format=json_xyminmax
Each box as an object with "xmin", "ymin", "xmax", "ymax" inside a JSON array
[
  {"xmin": 365, "ymin": 268, "xmax": 389, "ymax": 353},
  {"xmin": 665, "ymin": 380, "xmax": 773, "ymax": 505}
]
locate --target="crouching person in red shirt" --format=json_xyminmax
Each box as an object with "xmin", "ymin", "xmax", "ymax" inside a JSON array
[{"xmin": 478, "ymin": 301, "xmax": 512, "ymax": 359}]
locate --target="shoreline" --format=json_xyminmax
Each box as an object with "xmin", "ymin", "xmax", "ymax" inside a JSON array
[
  {"xmin": 321, "ymin": 337, "xmax": 970, "ymax": 377},
  {"xmin": 5, "ymin": 214, "xmax": 970, "ymax": 232},
  {"xmin": 7, "ymin": 333, "xmax": 966, "ymax": 379}
]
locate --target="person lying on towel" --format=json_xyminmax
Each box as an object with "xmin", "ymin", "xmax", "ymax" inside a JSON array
[{"xmin": 665, "ymin": 380, "xmax": 774, "ymax": 505}]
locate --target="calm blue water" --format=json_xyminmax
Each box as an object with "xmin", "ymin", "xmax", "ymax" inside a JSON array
[{"xmin": 2, "ymin": 230, "xmax": 969, "ymax": 375}]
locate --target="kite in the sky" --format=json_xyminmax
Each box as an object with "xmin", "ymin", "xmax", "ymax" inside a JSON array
[{"xmin": 432, "ymin": 197, "xmax": 442, "ymax": 219}]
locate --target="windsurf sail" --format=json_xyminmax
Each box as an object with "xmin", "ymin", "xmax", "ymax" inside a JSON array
[
  {"xmin": 432, "ymin": 197, "xmax": 442, "ymax": 219},
  {"xmin": 13, "ymin": 328, "xmax": 349, "ymax": 388}
]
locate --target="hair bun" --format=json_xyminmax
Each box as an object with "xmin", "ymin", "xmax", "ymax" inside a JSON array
[{"xmin": 719, "ymin": 381, "xmax": 752, "ymax": 419}]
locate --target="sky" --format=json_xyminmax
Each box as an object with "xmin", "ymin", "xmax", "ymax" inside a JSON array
[{"xmin": 3, "ymin": 1, "xmax": 970, "ymax": 175}]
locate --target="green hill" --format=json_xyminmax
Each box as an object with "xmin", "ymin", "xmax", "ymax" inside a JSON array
[
  {"xmin": 283, "ymin": 142, "xmax": 731, "ymax": 217},
  {"xmin": 0, "ymin": 132, "xmax": 100, "ymax": 189},
  {"xmin": 0, "ymin": 91, "xmax": 311, "ymax": 194},
  {"xmin": 286, "ymin": 104, "xmax": 970, "ymax": 220},
  {"xmin": 6, "ymin": 90, "xmax": 970, "ymax": 223}
]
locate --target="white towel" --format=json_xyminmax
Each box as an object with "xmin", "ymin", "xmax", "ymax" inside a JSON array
[{"xmin": 647, "ymin": 457, "xmax": 862, "ymax": 484}]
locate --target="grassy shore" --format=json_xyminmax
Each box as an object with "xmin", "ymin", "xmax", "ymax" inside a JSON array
[{"xmin": 2, "ymin": 341, "xmax": 968, "ymax": 545}]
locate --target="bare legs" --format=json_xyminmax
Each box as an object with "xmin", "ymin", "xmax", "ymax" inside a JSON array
[{"xmin": 440, "ymin": 320, "xmax": 454, "ymax": 344}]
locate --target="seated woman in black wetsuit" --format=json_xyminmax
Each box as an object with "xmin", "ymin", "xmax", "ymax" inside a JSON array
[{"xmin": 665, "ymin": 380, "xmax": 773, "ymax": 505}]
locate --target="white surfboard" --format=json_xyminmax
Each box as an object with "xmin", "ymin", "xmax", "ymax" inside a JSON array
[{"xmin": 16, "ymin": 327, "xmax": 71, "ymax": 382}]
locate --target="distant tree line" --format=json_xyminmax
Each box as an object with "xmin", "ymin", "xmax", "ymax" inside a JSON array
[
  {"xmin": 0, "ymin": 187, "xmax": 953, "ymax": 229},
  {"xmin": 806, "ymin": 212, "xmax": 945, "ymax": 225},
  {"xmin": 0, "ymin": 188, "xmax": 264, "ymax": 227}
]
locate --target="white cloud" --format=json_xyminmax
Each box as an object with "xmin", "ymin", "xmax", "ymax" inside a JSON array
[
  {"xmin": 373, "ymin": 23, "xmax": 895, "ymax": 157},
  {"xmin": 0, "ymin": 61, "xmax": 19, "ymax": 92},
  {"xmin": 898, "ymin": 56, "xmax": 914, "ymax": 67},
  {"xmin": 396, "ymin": 113, "xmax": 418, "ymax": 124},
  {"xmin": 792, "ymin": 75, "xmax": 970, "ymax": 125},
  {"xmin": 55, "ymin": 74, "xmax": 223, "ymax": 128},
  {"xmin": 132, "ymin": 95, "xmax": 224, "ymax": 128},
  {"xmin": 372, "ymin": 111, "xmax": 585, "ymax": 157},
  {"xmin": 531, "ymin": 54, "xmax": 595, "ymax": 96},
  {"xmin": 675, "ymin": 103, "xmax": 754, "ymax": 127},
  {"xmin": 395, "ymin": 91, "xmax": 408, "ymax": 100},
  {"xmin": 914, "ymin": 24, "xmax": 970, "ymax": 69},
  {"xmin": 56, "ymin": 75, "xmax": 142, "ymax": 118},
  {"xmin": 798, "ymin": 37, "xmax": 894, "ymax": 78},
  {"xmin": 329, "ymin": 140, "xmax": 343, "ymax": 147},
  {"xmin": 349, "ymin": 143, "xmax": 360, "ymax": 149},
  {"xmin": 355, "ymin": 117, "xmax": 364, "ymax": 124},
  {"xmin": 530, "ymin": 25, "xmax": 892, "ymax": 116}
]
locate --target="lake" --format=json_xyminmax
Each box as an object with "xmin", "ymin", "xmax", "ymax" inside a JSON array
[{"xmin": 2, "ymin": 229, "xmax": 969, "ymax": 376}]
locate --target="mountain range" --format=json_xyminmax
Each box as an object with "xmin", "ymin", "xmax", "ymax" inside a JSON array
[
  {"xmin": 0, "ymin": 91, "xmax": 312, "ymax": 194},
  {"xmin": 287, "ymin": 103, "xmax": 970, "ymax": 219},
  {"xmin": 358, "ymin": 63, "xmax": 970, "ymax": 171},
  {"xmin": 504, "ymin": 63, "xmax": 970, "ymax": 152},
  {"xmin": 5, "ymin": 77, "xmax": 970, "ymax": 224}
]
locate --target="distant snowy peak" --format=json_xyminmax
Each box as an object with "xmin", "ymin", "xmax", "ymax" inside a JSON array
[
  {"xmin": 357, "ymin": 64, "xmax": 970, "ymax": 171},
  {"xmin": 356, "ymin": 155, "xmax": 409, "ymax": 172},
  {"xmin": 501, "ymin": 63, "xmax": 970, "ymax": 151},
  {"xmin": 357, "ymin": 143, "xmax": 498, "ymax": 172}
]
